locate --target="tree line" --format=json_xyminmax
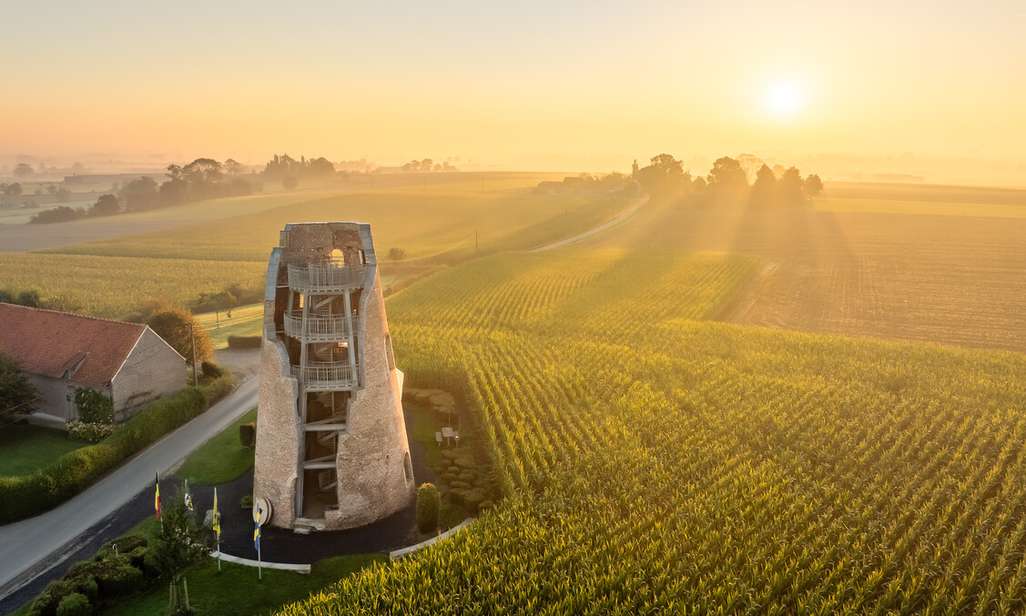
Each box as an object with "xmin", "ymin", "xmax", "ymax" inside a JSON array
[
  {"xmin": 26, "ymin": 154, "xmax": 343, "ymax": 224},
  {"xmin": 633, "ymin": 154, "xmax": 823, "ymax": 205}
]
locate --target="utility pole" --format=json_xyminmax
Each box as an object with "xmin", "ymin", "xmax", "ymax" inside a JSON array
[
  {"xmin": 475, "ymin": 230, "xmax": 479, "ymax": 253},
  {"xmin": 190, "ymin": 321, "xmax": 198, "ymax": 386}
]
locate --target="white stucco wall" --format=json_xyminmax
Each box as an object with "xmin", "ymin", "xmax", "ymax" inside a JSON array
[{"xmin": 26, "ymin": 374, "xmax": 75, "ymax": 422}]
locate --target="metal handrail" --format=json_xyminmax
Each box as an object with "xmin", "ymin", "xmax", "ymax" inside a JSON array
[
  {"xmin": 291, "ymin": 361, "xmax": 358, "ymax": 390},
  {"xmin": 287, "ymin": 262, "xmax": 366, "ymax": 290},
  {"xmin": 282, "ymin": 311, "xmax": 350, "ymax": 341}
]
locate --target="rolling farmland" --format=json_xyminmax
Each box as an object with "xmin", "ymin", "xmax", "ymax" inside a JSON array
[
  {"xmin": 0, "ymin": 174, "xmax": 628, "ymax": 318},
  {"xmin": 279, "ymin": 198, "xmax": 1026, "ymax": 614}
]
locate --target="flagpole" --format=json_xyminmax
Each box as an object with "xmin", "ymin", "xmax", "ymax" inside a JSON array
[
  {"xmin": 155, "ymin": 472, "xmax": 163, "ymax": 532},
  {"xmin": 214, "ymin": 487, "xmax": 221, "ymax": 572},
  {"xmin": 257, "ymin": 534, "xmax": 262, "ymax": 581}
]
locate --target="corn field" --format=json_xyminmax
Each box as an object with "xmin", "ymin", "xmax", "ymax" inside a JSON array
[{"xmin": 279, "ymin": 248, "xmax": 1026, "ymax": 615}]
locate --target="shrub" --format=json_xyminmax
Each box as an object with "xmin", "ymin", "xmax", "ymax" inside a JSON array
[
  {"xmin": 73, "ymin": 389, "xmax": 113, "ymax": 424},
  {"xmin": 201, "ymin": 374, "xmax": 236, "ymax": 405},
  {"xmin": 416, "ymin": 483, "xmax": 440, "ymax": 533},
  {"xmin": 227, "ymin": 335, "xmax": 261, "ymax": 349},
  {"xmin": 389, "ymin": 247, "xmax": 407, "ymax": 261},
  {"xmin": 201, "ymin": 360, "xmax": 223, "ymax": 379},
  {"xmin": 94, "ymin": 555, "xmax": 143, "ymax": 597},
  {"xmin": 66, "ymin": 421, "xmax": 116, "ymax": 443},
  {"xmin": 239, "ymin": 422, "xmax": 256, "ymax": 448},
  {"xmin": 55, "ymin": 593, "xmax": 90, "ymax": 616},
  {"xmin": 28, "ymin": 580, "xmax": 75, "ymax": 616},
  {"xmin": 73, "ymin": 576, "xmax": 98, "ymax": 602}
]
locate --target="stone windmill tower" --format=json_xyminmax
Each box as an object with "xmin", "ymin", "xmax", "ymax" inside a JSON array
[{"xmin": 254, "ymin": 222, "xmax": 414, "ymax": 531}]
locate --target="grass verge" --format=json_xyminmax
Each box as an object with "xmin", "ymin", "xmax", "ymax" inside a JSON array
[{"xmin": 177, "ymin": 408, "xmax": 257, "ymax": 486}]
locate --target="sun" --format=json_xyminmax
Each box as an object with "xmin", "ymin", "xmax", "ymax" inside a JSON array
[{"xmin": 763, "ymin": 80, "xmax": 806, "ymax": 120}]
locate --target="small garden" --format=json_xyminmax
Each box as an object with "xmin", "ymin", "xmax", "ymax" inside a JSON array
[
  {"xmin": 404, "ymin": 389, "xmax": 498, "ymax": 530},
  {"xmin": 0, "ymin": 374, "xmax": 236, "ymax": 525}
]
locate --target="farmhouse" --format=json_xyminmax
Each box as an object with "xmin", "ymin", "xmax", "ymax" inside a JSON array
[{"xmin": 0, "ymin": 303, "xmax": 186, "ymax": 425}]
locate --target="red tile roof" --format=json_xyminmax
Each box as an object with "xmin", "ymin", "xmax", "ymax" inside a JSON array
[{"xmin": 0, "ymin": 303, "xmax": 149, "ymax": 389}]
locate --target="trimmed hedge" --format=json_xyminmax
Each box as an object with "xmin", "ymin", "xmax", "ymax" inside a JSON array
[
  {"xmin": 0, "ymin": 376, "xmax": 235, "ymax": 524},
  {"xmin": 227, "ymin": 335, "xmax": 261, "ymax": 349}
]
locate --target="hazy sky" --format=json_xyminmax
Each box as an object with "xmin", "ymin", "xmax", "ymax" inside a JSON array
[{"xmin": 2, "ymin": 1, "xmax": 1024, "ymax": 183}]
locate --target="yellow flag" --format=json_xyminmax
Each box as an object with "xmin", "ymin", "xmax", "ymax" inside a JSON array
[{"xmin": 212, "ymin": 487, "xmax": 221, "ymax": 539}]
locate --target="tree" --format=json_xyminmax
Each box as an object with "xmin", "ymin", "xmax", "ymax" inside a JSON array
[
  {"xmin": 282, "ymin": 176, "xmax": 299, "ymax": 190},
  {"xmin": 3, "ymin": 183, "xmax": 22, "ymax": 198},
  {"xmin": 181, "ymin": 158, "xmax": 223, "ymax": 185},
  {"xmin": 0, "ymin": 353, "xmax": 39, "ymax": 421},
  {"xmin": 307, "ymin": 157, "xmax": 335, "ymax": 176},
  {"xmin": 159, "ymin": 176, "xmax": 188, "ymax": 207},
  {"xmin": 152, "ymin": 492, "xmax": 207, "ymax": 615},
  {"xmin": 13, "ymin": 163, "xmax": 34, "ymax": 178},
  {"xmin": 749, "ymin": 164, "xmax": 777, "ymax": 206},
  {"xmin": 223, "ymin": 158, "xmax": 245, "ymax": 176},
  {"xmin": 778, "ymin": 166, "xmax": 806, "ymax": 204},
  {"xmin": 89, "ymin": 194, "xmax": 121, "ymax": 217},
  {"xmin": 388, "ymin": 247, "xmax": 407, "ymax": 261},
  {"xmin": 147, "ymin": 306, "xmax": 213, "ymax": 365},
  {"xmin": 121, "ymin": 177, "xmax": 160, "ymax": 211},
  {"xmin": 635, "ymin": 153, "xmax": 689, "ymax": 196},
  {"xmin": 804, "ymin": 174, "xmax": 824, "ymax": 197},
  {"xmin": 29, "ymin": 206, "xmax": 82, "ymax": 224},
  {"xmin": 707, "ymin": 157, "xmax": 748, "ymax": 194}
]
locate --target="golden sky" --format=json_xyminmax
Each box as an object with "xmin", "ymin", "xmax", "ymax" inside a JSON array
[{"xmin": 2, "ymin": 2, "xmax": 1024, "ymax": 184}]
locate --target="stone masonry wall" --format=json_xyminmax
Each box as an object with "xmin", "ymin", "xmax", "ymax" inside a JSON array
[
  {"xmin": 328, "ymin": 266, "xmax": 414, "ymax": 529},
  {"xmin": 253, "ymin": 337, "xmax": 301, "ymax": 529},
  {"xmin": 111, "ymin": 328, "xmax": 186, "ymax": 421}
]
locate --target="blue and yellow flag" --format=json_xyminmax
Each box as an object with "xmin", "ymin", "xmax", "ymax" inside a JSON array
[{"xmin": 253, "ymin": 523, "xmax": 261, "ymax": 553}]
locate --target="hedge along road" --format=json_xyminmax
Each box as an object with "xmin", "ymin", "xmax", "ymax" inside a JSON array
[{"xmin": 0, "ymin": 376, "xmax": 259, "ymax": 601}]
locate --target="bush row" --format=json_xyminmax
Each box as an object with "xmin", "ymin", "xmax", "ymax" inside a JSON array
[
  {"xmin": 27, "ymin": 535, "xmax": 153, "ymax": 616},
  {"xmin": 227, "ymin": 335, "xmax": 261, "ymax": 349},
  {"xmin": 0, "ymin": 375, "xmax": 235, "ymax": 524}
]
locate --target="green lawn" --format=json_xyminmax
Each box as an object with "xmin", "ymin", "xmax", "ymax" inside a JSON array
[
  {"xmin": 102, "ymin": 553, "xmax": 385, "ymax": 616},
  {"xmin": 0, "ymin": 424, "xmax": 86, "ymax": 476},
  {"xmin": 176, "ymin": 408, "xmax": 257, "ymax": 485}
]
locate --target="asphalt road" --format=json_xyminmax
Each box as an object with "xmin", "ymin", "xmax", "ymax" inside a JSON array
[{"xmin": 0, "ymin": 376, "xmax": 259, "ymax": 601}]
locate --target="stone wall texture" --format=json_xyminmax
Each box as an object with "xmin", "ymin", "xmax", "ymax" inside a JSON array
[
  {"xmin": 253, "ymin": 335, "xmax": 301, "ymax": 529},
  {"xmin": 327, "ymin": 266, "xmax": 414, "ymax": 529},
  {"xmin": 111, "ymin": 328, "xmax": 186, "ymax": 421}
]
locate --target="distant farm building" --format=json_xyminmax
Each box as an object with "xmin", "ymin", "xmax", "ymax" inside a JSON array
[{"xmin": 0, "ymin": 304, "xmax": 186, "ymax": 425}]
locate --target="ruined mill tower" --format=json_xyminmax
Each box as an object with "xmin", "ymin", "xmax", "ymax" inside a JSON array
[{"xmin": 254, "ymin": 222, "xmax": 414, "ymax": 531}]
